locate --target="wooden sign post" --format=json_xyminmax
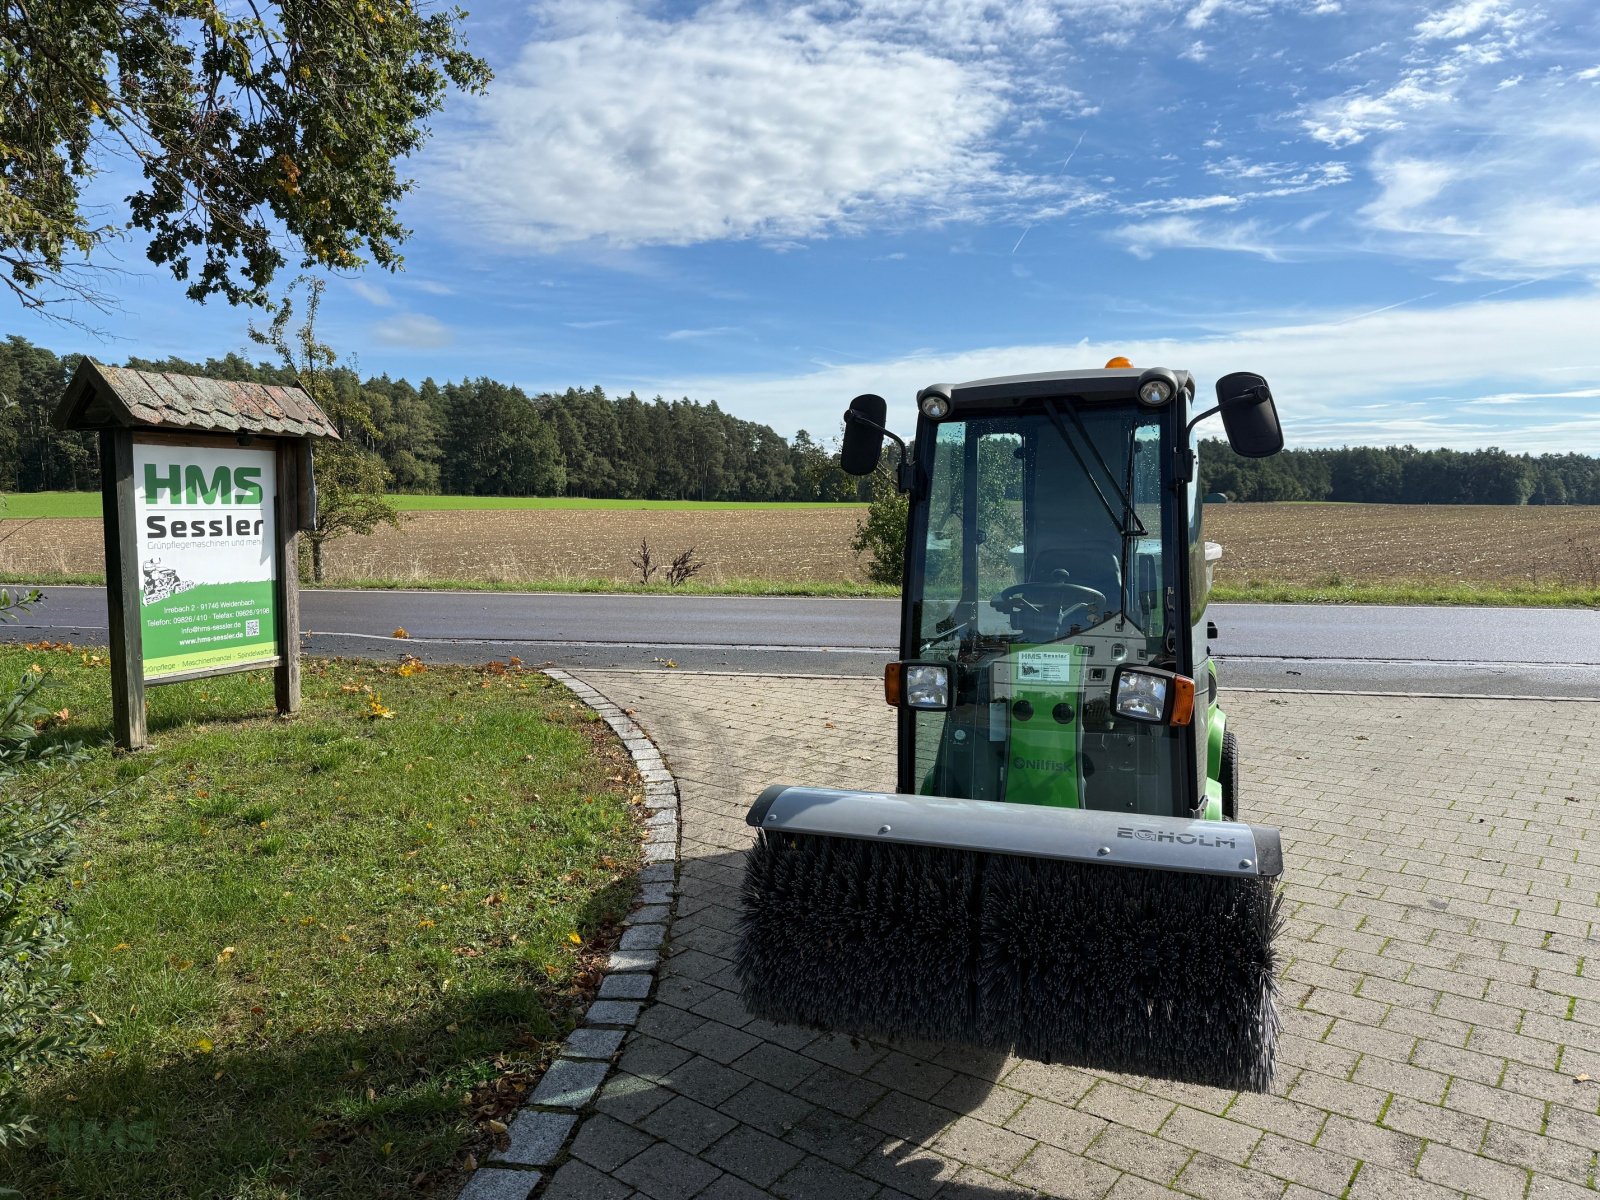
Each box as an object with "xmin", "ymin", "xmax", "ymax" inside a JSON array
[{"xmin": 55, "ymin": 362, "xmax": 335, "ymax": 750}]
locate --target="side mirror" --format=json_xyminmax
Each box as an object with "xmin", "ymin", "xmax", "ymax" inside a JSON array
[
  {"xmin": 1215, "ymin": 372, "xmax": 1283, "ymax": 458},
  {"xmin": 840, "ymin": 393, "xmax": 888, "ymax": 476}
]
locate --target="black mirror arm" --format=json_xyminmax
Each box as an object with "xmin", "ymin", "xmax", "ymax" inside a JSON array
[
  {"xmin": 1184, "ymin": 402, "xmax": 1222, "ymax": 438},
  {"xmin": 844, "ymin": 407, "xmax": 908, "ymax": 460}
]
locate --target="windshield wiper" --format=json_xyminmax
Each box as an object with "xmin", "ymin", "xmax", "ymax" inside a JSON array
[{"xmin": 1040, "ymin": 397, "xmax": 1146, "ymax": 538}]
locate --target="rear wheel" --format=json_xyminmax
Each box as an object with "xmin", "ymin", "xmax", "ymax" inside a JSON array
[{"xmin": 1221, "ymin": 730, "xmax": 1240, "ymax": 821}]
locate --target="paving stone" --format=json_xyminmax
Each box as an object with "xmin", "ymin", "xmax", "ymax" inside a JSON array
[
  {"xmin": 720, "ymin": 1079, "xmax": 817, "ymax": 1137},
  {"xmin": 626, "ymin": 904, "xmax": 673, "ymax": 925},
  {"xmin": 696, "ymin": 1177, "xmax": 771, "ymax": 1200},
  {"xmin": 609, "ymin": 949, "xmax": 661, "ymax": 973},
  {"xmin": 543, "ymin": 1159, "xmax": 635, "ymax": 1200},
  {"xmin": 704, "ymin": 1124, "xmax": 808, "ymax": 1187},
  {"xmin": 588, "ymin": 1000, "xmax": 643, "ymax": 1026},
  {"xmin": 599, "ymin": 973, "xmax": 654, "ymax": 1001},
  {"xmin": 1011, "ymin": 1142, "xmax": 1121, "ymax": 1199},
  {"xmin": 675, "ymin": 1020, "xmax": 763, "ymax": 1065},
  {"xmin": 660, "ymin": 1054, "xmax": 752, "ymax": 1108},
  {"xmin": 570, "ymin": 1113, "xmax": 655, "ymax": 1172},
  {"xmin": 771, "ymin": 1155, "xmax": 881, "ymax": 1200},
  {"xmin": 456, "ymin": 1167, "xmax": 540, "ymax": 1200},
  {"xmin": 615, "ymin": 1141, "xmax": 724, "ymax": 1200},
  {"xmin": 728, "ymin": 1043, "xmax": 822, "ymax": 1091},
  {"xmin": 794, "ymin": 1062, "xmax": 890, "ymax": 1119},
  {"xmin": 1082, "ymin": 1123, "xmax": 1191, "ymax": 1185},
  {"xmin": 493, "ymin": 1110, "xmax": 577, "ymax": 1166},
  {"xmin": 1415, "ymin": 1142, "xmax": 1529, "ymax": 1200},
  {"xmin": 865, "ymin": 1051, "xmax": 956, "ymax": 1100},
  {"xmin": 932, "ymin": 1114, "xmax": 1036, "ymax": 1175},
  {"xmin": 1175, "ymin": 1151, "xmax": 1287, "ymax": 1200},
  {"xmin": 784, "ymin": 1106, "xmax": 884, "ymax": 1168},
  {"xmin": 1157, "ymin": 1104, "xmax": 1262, "ymax": 1164},
  {"xmin": 566, "ymin": 1026, "xmax": 629, "ymax": 1060},
  {"xmin": 1077, "ymin": 1081, "xmax": 1175, "ymax": 1135},
  {"xmin": 639, "ymin": 1093, "xmax": 740, "ymax": 1154},
  {"xmin": 1245, "ymin": 1131, "xmax": 1359, "ymax": 1195},
  {"xmin": 1005, "ymin": 1097, "xmax": 1109, "ymax": 1155},
  {"xmin": 1314, "ymin": 1112, "xmax": 1423, "ymax": 1173},
  {"xmin": 529, "ymin": 1058, "xmax": 611, "ymax": 1109},
  {"xmin": 620, "ymin": 923, "xmax": 668, "ymax": 951},
  {"xmin": 855, "ymin": 1136, "xmax": 962, "ymax": 1199},
  {"xmin": 1345, "ymin": 1162, "xmax": 1463, "ymax": 1200},
  {"xmin": 940, "ymin": 1165, "xmax": 1042, "ymax": 1199}
]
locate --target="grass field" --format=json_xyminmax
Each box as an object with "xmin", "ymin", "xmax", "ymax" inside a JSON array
[
  {"xmin": 0, "ymin": 645, "xmax": 641, "ymax": 1198},
  {"xmin": 0, "ymin": 491, "xmax": 866, "ymax": 519},
  {"xmin": 3, "ymin": 498, "xmax": 1598, "ymax": 605}
]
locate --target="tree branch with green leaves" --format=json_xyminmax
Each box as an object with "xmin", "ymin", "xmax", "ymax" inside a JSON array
[{"xmin": 0, "ymin": 0, "xmax": 490, "ymax": 319}]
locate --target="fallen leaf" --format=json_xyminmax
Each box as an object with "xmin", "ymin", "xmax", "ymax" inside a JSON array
[
  {"xmin": 486, "ymin": 1118, "xmax": 508, "ymax": 1134},
  {"xmin": 567, "ymin": 932, "xmax": 583, "ymax": 945},
  {"xmin": 195, "ymin": 1038, "xmax": 214, "ymax": 1054},
  {"xmin": 392, "ymin": 627, "xmax": 409, "ymax": 639}
]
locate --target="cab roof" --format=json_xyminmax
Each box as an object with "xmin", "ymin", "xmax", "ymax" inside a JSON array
[{"xmin": 926, "ymin": 367, "xmax": 1192, "ymax": 407}]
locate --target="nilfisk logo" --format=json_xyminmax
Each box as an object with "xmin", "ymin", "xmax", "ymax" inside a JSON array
[
  {"xmin": 1011, "ymin": 756, "xmax": 1071, "ymax": 773},
  {"xmin": 1117, "ymin": 826, "xmax": 1237, "ymax": 848}
]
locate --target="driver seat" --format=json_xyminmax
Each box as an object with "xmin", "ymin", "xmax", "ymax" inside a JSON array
[{"xmin": 1028, "ymin": 540, "xmax": 1121, "ymax": 610}]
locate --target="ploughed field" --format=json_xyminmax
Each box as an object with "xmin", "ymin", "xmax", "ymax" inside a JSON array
[
  {"xmin": 2, "ymin": 501, "xmax": 1597, "ymax": 591},
  {"xmin": 1204, "ymin": 503, "xmax": 1600, "ymax": 589},
  {"xmin": 0, "ymin": 505, "xmax": 874, "ymax": 586}
]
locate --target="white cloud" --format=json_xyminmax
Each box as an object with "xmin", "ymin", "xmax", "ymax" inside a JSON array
[
  {"xmin": 348, "ymin": 280, "xmax": 396, "ymax": 307},
  {"xmin": 656, "ymin": 290, "xmax": 1600, "ymax": 453},
  {"xmin": 371, "ymin": 314, "xmax": 452, "ymax": 348},
  {"xmin": 663, "ymin": 326, "xmax": 739, "ymax": 341},
  {"xmin": 1111, "ymin": 216, "xmax": 1285, "ymax": 259},
  {"xmin": 1124, "ymin": 194, "xmax": 1242, "ymax": 214},
  {"xmin": 1414, "ymin": 0, "xmax": 1523, "ymax": 41},
  {"xmin": 428, "ymin": 2, "xmax": 1044, "ymax": 250}
]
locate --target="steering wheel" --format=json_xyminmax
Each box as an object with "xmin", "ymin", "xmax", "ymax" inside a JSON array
[{"xmin": 990, "ymin": 580, "xmax": 1108, "ymax": 617}]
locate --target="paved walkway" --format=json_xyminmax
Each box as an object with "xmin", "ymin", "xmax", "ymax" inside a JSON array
[{"xmin": 545, "ymin": 671, "xmax": 1600, "ymax": 1200}]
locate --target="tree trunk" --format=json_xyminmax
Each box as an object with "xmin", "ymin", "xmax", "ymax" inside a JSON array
[{"xmin": 312, "ymin": 537, "xmax": 324, "ymax": 583}]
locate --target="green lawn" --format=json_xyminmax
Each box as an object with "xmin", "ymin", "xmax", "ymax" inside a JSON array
[
  {"xmin": 0, "ymin": 645, "xmax": 642, "ymax": 1198},
  {"xmin": 0, "ymin": 491, "xmax": 863, "ymax": 518}
]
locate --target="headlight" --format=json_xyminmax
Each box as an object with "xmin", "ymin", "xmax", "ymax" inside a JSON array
[
  {"xmin": 1110, "ymin": 666, "xmax": 1195, "ymax": 726},
  {"xmin": 917, "ymin": 385, "xmax": 953, "ymax": 420},
  {"xmin": 1138, "ymin": 379, "xmax": 1173, "ymax": 406},
  {"xmin": 1135, "ymin": 366, "xmax": 1180, "ymax": 408},
  {"xmin": 905, "ymin": 664, "xmax": 950, "ymax": 710},
  {"xmin": 884, "ymin": 661, "xmax": 951, "ymax": 710}
]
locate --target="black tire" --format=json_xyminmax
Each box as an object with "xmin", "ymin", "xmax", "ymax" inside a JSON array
[{"xmin": 1220, "ymin": 729, "xmax": 1240, "ymax": 821}]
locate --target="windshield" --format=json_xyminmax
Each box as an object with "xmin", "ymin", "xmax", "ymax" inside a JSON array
[{"xmin": 907, "ymin": 404, "xmax": 1183, "ymax": 815}]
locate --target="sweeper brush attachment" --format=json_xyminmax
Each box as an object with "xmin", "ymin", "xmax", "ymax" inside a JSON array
[{"xmin": 738, "ymin": 787, "xmax": 1284, "ymax": 1093}]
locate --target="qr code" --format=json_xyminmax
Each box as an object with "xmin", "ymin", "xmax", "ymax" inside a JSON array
[{"xmin": 245, "ymin": 619, "xmax": 261, "ymax": 637}]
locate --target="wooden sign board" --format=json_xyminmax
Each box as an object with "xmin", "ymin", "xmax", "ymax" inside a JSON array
[
  {"xmin": 100, "ymin": 430, "xmax": 304, "ymax": 748},
  {"xmin": 55, "ymin": 360, "xmax": 334, "ymax": 751}
]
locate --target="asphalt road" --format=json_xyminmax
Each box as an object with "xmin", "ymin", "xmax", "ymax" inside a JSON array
[{"xmin": 3, "ymin": 585, "xmax": 1596, "ymax": 696}]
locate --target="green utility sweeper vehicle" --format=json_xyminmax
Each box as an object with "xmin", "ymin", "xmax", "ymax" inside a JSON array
[{"xmin": 737, "ymin": 362, "xmax": 1287, "ymax": 1091}]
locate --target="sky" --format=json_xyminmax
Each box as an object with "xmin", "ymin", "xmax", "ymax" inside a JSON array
[{"xmin": 16, "ymin": 0, "xmax": 1600, "ymax": 452}]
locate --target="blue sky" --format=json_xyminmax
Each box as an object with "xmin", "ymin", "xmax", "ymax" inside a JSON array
[{"xmin": 20, "ymin": 0, "xmax": 1600, "ymax": 452}]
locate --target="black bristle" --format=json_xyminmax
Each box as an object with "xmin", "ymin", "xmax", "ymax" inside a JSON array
[{"xmin": 737, "ymin": 831, "xmax": 1283, "ymax": 1092}]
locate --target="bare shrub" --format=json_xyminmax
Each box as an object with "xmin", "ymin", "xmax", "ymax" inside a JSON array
[
  {"xmin": 631, "ymin": 540, "xmax": 657, "ymax": 584},
  {"xmin": 666, "ymin": 547, "xmax": 705, "ymax": 587}
]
